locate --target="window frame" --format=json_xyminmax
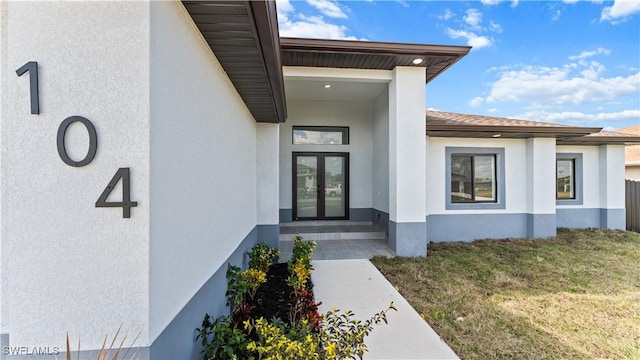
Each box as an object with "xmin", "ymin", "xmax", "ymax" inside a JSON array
[
  {"xmin": 445, "ymin": 147, "xmax": 506, "ymax": 210},
  {"xmin": 556, "ymin": 153, "xmax": 583, "ymax": 205},
  {"xmin": 292, "ymin": 126, "xmax": 349, "ymax": 145}
]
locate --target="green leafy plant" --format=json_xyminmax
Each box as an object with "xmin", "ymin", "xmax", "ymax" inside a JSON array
[
  {"xmin": 287, "ymin": 235, "xmax": 322, "ymax": 329},
  {"xmin": 195, "ymin": 314, "xmax": 251, "ymax": 360},
  {"xmin": 248, "ymin": 241, "xmax": 280, "ymax": 273},
  {"xmin": 242, "ymin": 302, "xmax": 398, "ymax": 360},
  {"xmin": 318, "ymin": 303, "xmax": 397, "ymax": 359}
]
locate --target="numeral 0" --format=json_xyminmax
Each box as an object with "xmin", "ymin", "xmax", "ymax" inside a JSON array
[{"xmin": 57, "ymin": 116, "xmax": 98, "ymax": 167}]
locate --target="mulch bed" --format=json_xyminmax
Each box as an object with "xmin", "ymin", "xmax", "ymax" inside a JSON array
[{"xmin": 247, "ymin": 262, "xmax": 315, "ymax": 323}]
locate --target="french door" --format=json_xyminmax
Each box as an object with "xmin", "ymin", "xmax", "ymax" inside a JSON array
[{"xmin": 293, "ymin": 152, "xmax": 349, "ymax": 220}]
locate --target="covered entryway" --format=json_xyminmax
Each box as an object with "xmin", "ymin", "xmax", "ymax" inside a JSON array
[{"xmin": 293, "ymin": 152, "xmax": 349, "ymax": 220}]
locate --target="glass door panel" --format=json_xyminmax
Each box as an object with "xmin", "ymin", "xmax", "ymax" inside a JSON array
[
  {"xmin": 324, "ymin": 156, "xmax": 345, "ymax": 217},
  {"xmin": 293, "ymin": 153, "xmax": 349, "ymax": 220},
  {"xmin": 295, "ymin": 156, "xmax": 318, "ymax": 218}
]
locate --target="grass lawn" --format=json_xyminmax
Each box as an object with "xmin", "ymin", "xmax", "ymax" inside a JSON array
[{"xmin": 371, "ymin": 229, "xmax": 640, "ymax": 359}]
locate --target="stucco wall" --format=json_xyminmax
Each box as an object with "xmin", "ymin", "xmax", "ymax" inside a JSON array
[
  {"xmin": 279, "ymin": 99, "xmax": 373, "ymax": 216},
  {"xmin": 149, "ymin": 1, "xmax": 258, "ymax": 343},
  {"xmin": 372, "ymin": 89, "xmax": 389, "ymax": 214},
  {"xmin": 427, "ymin": 137, "xmax": 528, "ymax": 215},
  {"xmin": 1, "ymin": 1, "xmax": 150, "ymax": 348}
]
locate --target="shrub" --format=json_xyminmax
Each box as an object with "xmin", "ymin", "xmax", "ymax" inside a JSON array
[
  {"xmin": 248, "ymin": 241, "xmax": 280, "ymax": 274},
  {"xmin": 195, "ymin": 314, "xmax": 253, "ymax": 360},
  {"xmin": 196, "ymin": 239, "xmax": 395, "ymax": 360}
]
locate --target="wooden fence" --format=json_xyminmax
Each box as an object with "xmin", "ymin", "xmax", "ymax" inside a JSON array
[{"xmin": 627, "ymin": 179, "xmax": 640, "ymax": 232}]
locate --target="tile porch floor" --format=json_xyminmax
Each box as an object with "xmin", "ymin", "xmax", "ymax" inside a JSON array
[{"xmin": 278, "ymin": 221, "xmax": 395, "ymax": 261}]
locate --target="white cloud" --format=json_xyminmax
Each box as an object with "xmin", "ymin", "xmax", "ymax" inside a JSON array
[
  {"xmin": 279, "ymin": 14, "xmax": 358, "ymax": 40},
  {"xmin": 276, "ymin": 0, "xmax": 359, "ymax": 40},
  {"xmin": 516, "ymin": 109, "xmax": 640, "ymax": 125},
  {"xmin": 438, "ymin": 9, "xmax": 454, "ymax": 20},
  {"xmin": 562, "ymin": 0, "xmax": 579, "ymax": 3},
  {"xmin": 306, "ymin": 0, "xmax": 347, "ymax": 19},
  {"xmin": 601, "ymin": 0, "xmax": 640, "ymax": 23},
  {"xmin": 569, "ymin": 47, "xmax": 611, "ymax": 60},
  {"xmin": 478, "ymin": 62, "xmax": 640, "ymax": 107},
  {"xmin": 464, "ymin": 9, "xmax": 483, "ymax": 30},
  {"xmin": 276, "ymin": 0, "xmax": 295, "ymax": 17},
  {"xmin": 489, "ymin": 20, "xmax": 503, "ymax": 33},
  {"xmin": 479, "ymin": 0, "xmax": 519, "ymax": 6},
  {"xmin": 469, "ymin": 97, "xmax": 485, "ymax": 107},
  {"xmin": 487, "ymin": 108, "xmax": 501, "ymax": 113},
  {"xmin": 552, "ymin": 9, "xmax": 562, "ymax": 21},
  {"xmin": 446, "ymin": 28, "xmax": 493, "ymax": 49}
]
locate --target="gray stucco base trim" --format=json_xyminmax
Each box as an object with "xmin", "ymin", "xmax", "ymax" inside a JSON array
[
  {"xmin": 280, "ymin": 208, "xmax": 375, "ymax": 223},
  {"xmin": 389, "ymin": 221, "xmax": 427, "ymax": 257},
  {"xmin": 428, "ymin": 213, "xmax": 528, "ymax": 243},
  {"xmin": 257, "ymin": 224, "xmax": 279, "ymax": 249},
  {"xmin": 557, "ymin": 208, "xmax": 600, "ymax": 228},
  {"xmin": 280, "ymin": 208, "xmax": 293, "ymax": 223},
  {"xmin": 600, "ymin": 208, "xmax": 626, "ymax": 230},
  {"xmin": 527, "ymin": 213, "xmax": 557, "ymax": 238},
  {"xmin": 372, "ymin": 209, "xmax": 389, "ymax": 234},
  {"xmin": 3, "ymin": 347, "xmax": 150, "ymax": 360},
  {"xmin": 557, "ymin": 208, "xmax": 625, "ymax": 229},
  {"xmin": 1, "ymin": 332, "xmax": 149, "ymax": 360},
  {"xmin": 148, "ymin": 227, "xmax": 259, "ymax": 359},
  {"xmin": 349, "ymin": 208, "xmax": 373, "ymax": 222}
]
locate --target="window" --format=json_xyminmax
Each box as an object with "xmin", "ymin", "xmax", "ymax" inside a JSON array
[
  {"xmin": 293, "ymin": 126, "xmax": 349, "ymax": 145},
  {"xmin": 556, "ymin": 159, "xmax": 575, "ymax": 199},
  {"xmin": 556, "ymin": 153, "xmax": 583, "ymax": 205},
  {"xmin": 451, "ymin": 154, "xmax": 497, "ymax": 203},
  {"xmin": 445, "ymin": 147, "xmax": 505, "ymax": 210}
]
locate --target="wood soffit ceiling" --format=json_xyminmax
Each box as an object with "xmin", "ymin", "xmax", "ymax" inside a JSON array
[
  {"xmin": 280, "ymin": 37, "xmax": 471, "ymax": 83},
  {"xmin": 182, "ymin": 1, "xmax": 287, "ymax": 123}
]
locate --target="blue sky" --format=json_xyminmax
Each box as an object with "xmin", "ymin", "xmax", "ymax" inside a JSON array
[{"xmin": 275, "ymin": 0, "xmax": 640, "ymax": 131}]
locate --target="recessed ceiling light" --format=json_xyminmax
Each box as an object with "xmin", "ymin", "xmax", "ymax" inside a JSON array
[
  {"xmin": 492, "ymin": 134, "xmax": 502, "ymax": 138},
  {"xmin": 412, "ymin": 58, "xmax": 424, "ymax": 65},
  {"xmin": 324, "ymin": 84, "xmax": 331, "ymax": 88}
]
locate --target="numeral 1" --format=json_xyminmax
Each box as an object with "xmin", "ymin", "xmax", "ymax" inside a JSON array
[
  {"xmin": 16, "ymin": 61, "xmax": 40, "ymax": 114},
  {"xmin": 96, "ymin": 168, "xmax": 138, "ymax": 218}
]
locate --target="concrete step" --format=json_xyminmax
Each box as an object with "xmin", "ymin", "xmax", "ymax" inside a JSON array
[{"xmin": 279, "ymin": 221, "xmax": 386, "ymax": 241}]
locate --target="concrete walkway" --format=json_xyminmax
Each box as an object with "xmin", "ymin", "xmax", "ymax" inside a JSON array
[{"xmin": 312, "ymin": 259, "xmax": 459, "ymax": 360}]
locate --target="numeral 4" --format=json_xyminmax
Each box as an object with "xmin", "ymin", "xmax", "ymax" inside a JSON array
[{"xmin": 96, "ymin": 168, "xmax": 138, "ymax": 218}]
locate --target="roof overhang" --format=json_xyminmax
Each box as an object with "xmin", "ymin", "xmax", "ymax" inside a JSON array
[
  {"xmin": 280, "ymin": 37, "xmax": 471, "ymax": 83},
  {"xmin": 557, "ymin": 133, "xmax": 640, "ymax": 146},
  {"xmin": 426, "ymin": 124, "xmax": 602, "ymax": 139},
  {"xmin": 183, "ymin": 1, "xmax": 287, "ymax": 123}
]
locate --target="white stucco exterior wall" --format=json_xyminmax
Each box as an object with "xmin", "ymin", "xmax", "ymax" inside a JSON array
[
  {"xmin": 148, "ymin": 1, "xmax": 258, "ymax": 342},
  {"xmin": 599, "ymin": 145, "xmax": 626, "ymax": 210},
  {"xmin": 279, "ymin": 99, "xmax": 373, "ymax": 213},
  {"xmin": 388, "ymin": 67, "xmax": 426, "ymax": 223},
  {"xmin": 372, "ymin": 90, "xmax": 389, "ymax": 214},
  {"xmin": 526, "ymin": 138, "xmax": 556, "ymax": 214},
  {"xmin": 1, "ymin": 1, "xmax": 150, "ymax": 348},
  {"xmin": 427, "ymin": 137, "xmax": 528, "ymax": 215},
  {"xmin": 257, "ymin": 123, "xmax": 280, "ymax": 226},
  {"xmin": 557, "ymin": 145, "xmax": 601, "ymax": 209}
]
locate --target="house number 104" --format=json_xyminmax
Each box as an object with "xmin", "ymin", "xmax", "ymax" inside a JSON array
[{"xmin": 16, "ymin": 61, "xmax": 137, "ymax": 218}]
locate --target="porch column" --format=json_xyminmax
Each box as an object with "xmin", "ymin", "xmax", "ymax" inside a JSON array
[
  {"xmin": 388, "ymin": 66, "xmax": 427, "ymax": 256},
  {"xmin": 599, "ymin": 144, "xmax": 625, "ymax": 229},
  {"xmin": 257, "ymin": 123, "xmax": 280, "ymax": 248},
  {"xmin": 526, "ymin": 138, "xmax": 557, "ymax": 238}
]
